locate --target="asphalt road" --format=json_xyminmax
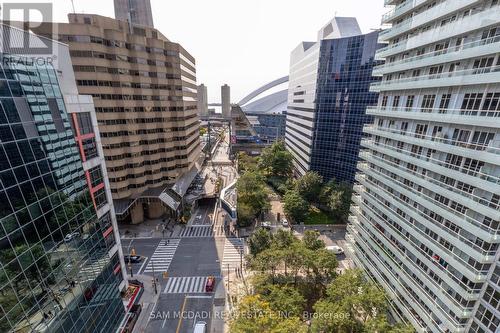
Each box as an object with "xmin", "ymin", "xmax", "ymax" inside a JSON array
[{"xmin": 125, "ymin": 235, "xmax": 223, "ymax": 333}]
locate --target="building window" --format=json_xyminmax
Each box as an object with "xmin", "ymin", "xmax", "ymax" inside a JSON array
[
  {"xmin": 89, "ymin": 165, "xmax": 104, "ymax": 187},
  {"xmin": 406, "ymin": 95, "xmax": 415, "ymax": 108},
  {"xmin": 421, "ymin": 95, "xmax": 436, "ymax": 111},
  {"xmin": 439, "ymin": 94, "xmax": 451, "ymax": 110},
  {"xmin": 82, "ymin": 137, "xmax": 99, "ymax": 160},
  {"xmin": 94, "ymin": 186, "xmax": 108, "ymax": 210},
  {"xmin": 461, "ymin": 93, "xmax": 484, "ymax": 111},
  {"xmin": 76, "ymin": 112, "xmax": 94, "ymax": 135}
]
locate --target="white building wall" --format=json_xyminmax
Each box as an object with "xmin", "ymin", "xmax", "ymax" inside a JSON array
[{"xmin": 347, "ymin": 1, "xmax": 500, "ymax": 332}]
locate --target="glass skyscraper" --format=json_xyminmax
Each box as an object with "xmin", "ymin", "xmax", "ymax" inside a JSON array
[
  {"xmin": 285, "ymin": 17, "xmax": 382, "ymax": 183},
  {"xmin": 310, "ymin": 31, "xmax": 382, "ymax": 183},
  {"xmin": 0, "ymin": 25, "xmax": 125, "ymax": 332}
]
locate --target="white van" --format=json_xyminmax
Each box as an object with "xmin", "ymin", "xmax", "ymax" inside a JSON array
[
  {"xmin": 326, "ymin": 245, "xmax": 344, "ymax": 255},
  {"xmin": 194, "ymin": 321, "xmax": 207, "ymax": 333}
]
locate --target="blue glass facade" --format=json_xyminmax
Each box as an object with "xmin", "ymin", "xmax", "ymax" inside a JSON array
[
  {"xmin": 310, "ymin": 31, "xmax": 382, "ymax": 184},
  {"xmin": 0, "ymin": 53, "xmax": 125, "ymax": 332},
  {"xmin": 251, "ymin": 112, "xmax": 287, "ymax": 143}
]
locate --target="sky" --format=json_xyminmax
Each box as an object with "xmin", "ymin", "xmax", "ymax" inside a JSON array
[{"xmin": 15, "ymin": 0, "xmax": 387, "ymax": 102}]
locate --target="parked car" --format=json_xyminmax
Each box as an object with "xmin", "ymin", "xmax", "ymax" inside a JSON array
[
  {"xmin": 281, "ymin": 219, "xmax": 289, "ymax": 228},
  {"xmin": 193, "ymin": 321, "xmax": 207, "ymax": 333},
  {"xmin": 64, "ymin": 232, "xmax": 80, "ymax": 242},
  {"xmin": 124, "ymin": 255, "xmax": 142, "ymax": 263},
  {"xmin": 261, "ymin": 221, "xmax": 272, "ymax": 229},
  {"xmin": 326, "ymin": 245, "xmax": 344, "ymax": 255}
]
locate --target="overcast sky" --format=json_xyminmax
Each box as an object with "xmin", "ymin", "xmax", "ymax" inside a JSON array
[{"xmin": 23, "ymin": 0, "xmax": 387, "ymax": 102}]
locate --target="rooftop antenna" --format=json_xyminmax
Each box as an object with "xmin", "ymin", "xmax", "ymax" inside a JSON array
[
  {"xmin": 70, "ymin": 0, "xmax": 76, "ymax": 13},
  {"xmin": 334, "ymin": 11, "xmax": 337, "ymax": 17}
]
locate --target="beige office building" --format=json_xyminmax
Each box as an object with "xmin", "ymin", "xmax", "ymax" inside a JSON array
[{"xmin": 32, "ymin": 14, "xmax": 201, "ymax": 223}]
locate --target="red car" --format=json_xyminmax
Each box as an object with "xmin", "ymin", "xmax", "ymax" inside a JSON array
[{"xmin": 205, "ymin": 276, "xmax": 215, "ymax": 292}]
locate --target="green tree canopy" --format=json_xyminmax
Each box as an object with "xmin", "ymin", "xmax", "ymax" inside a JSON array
[
  {"xmin": 320, "ymin": 180, "xmax": 353, "ymax": 223},
  {"xmin": 302, "ymin": 230, "xmax": 325, "ymax": 251},
  {"xmin": 248, "ymin": 228, "xmax": 273, "ymax": 256},
  {"xmin": 283, "ymin": 190, "xmax": 309, "ymax": 223},
  {"xmin": 230, "ymin": 295, "xmax": 308, "ymax": 333},
  {"xmin": 294, "ymin": 171, "xmax": 323, "ymax": 203},
  {"xmin": 259, "ymin": 141, "xmax": 294, "ymax": 178},
  {"xmin": 236, "ymin": 171, "xmax": 270, "ymax": 226}
]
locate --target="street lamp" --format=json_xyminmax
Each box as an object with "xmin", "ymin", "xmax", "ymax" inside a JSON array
[{"xmin": 127, "ymin": 239, "xmax": 135, "ymax": 278}]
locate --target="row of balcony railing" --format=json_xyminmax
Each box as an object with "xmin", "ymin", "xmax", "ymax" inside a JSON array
[
  {"xmin": 346, "ymin": 236, "xmax": 434, "ymax": 331},
  {"xmin": 371, "ymin": 65, "xmax": 500, "ymax": 90},
  {"xmin": 375, "ymin": 33, "xmax": 500, "ymax": 72},
  {"xmin": 367, "ymin": 105, "xmax": 500, "ymax": 119},
  {"xmin": 351, "ymin": 189, "xmax": 487, "ymax": 300},
  {"xmin": 359, "ymin": 149, "xmax": 500, "ymax": 237},
  {"xmin": 361, "ymin": 138, "xmax": 500, "ymax": 215},
  {"xmin": 364, "ymin": 124, "xmax": 500, "ymax": 158},
  {"xmin": 350, "ymin": 213, "xmax": 469, "ymax": 329},
  {"xmin": 351, "ymin": 199, "xmax": 479, "ymax": 315},
  {"xmin": 357, "ymin": 175, "xmax": 497, "ymax": 267}
]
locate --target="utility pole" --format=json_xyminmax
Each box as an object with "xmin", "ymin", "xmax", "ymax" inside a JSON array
[
  {"xmin": 151, "ymin": 261, "xmax": 158, "ymax": 294},
  {"xmin": 127, "ymin": 239, "xmax": 135, "ymax": 278},
  {"xmin": 239, "ymin": 248, "xmax": 243, "ymax": 272}
]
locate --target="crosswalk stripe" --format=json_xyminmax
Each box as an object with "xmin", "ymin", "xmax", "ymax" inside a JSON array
[
  {"xmin": 162, "ymin": 276, "xmax": 212, "ymax": 294},
  {"xmin": 143, "ymin": 239, "xmax": 181, "ymax": 273},
  {"xmin": 222, "ymin": 238, "xmax": 244, "ymax": 269}
]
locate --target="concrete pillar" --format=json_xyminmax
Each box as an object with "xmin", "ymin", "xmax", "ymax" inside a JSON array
[
  {"xmin": 146, "ymin": 201, "xmax": 166, "ymax": 219},
  {"xmin": 130, "ymin": 204, "xmax": 144, "ymax": 224}
]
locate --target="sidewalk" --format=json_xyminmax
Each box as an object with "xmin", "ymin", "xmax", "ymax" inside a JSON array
[
  {"xmin": 120, "ymin": 218, "xmax": 177, "ymax": 239},
  {"xmin": 131, "ymin": 274, "xmax": 161, "ymax": 333}
]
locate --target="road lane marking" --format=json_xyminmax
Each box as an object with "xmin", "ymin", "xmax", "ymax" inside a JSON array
[
  {"xmin": 143, "ymin": 239, "xmax": 180, "ymax": 273},
  {"xmin": 174, "ymin": 296, "xmax": 187, "ymax": 332},
  {"xmin": 163, "ymin": 276, "xmax": 213, "ymax": 294},
  {"xmin": 137, "ymin": 256, "xmax": 148, "ymax": 274}
]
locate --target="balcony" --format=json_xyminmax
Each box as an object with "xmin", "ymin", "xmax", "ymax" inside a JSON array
[
  {"xmin": 359, "ymin": 151, "xmax": 500, "ymax": 242},
  {"xmin": 363, "ymin": 125, "xmax": 500, "ymax": 167},
  {"xmin": 374, "ymin": 35, "xmax": 500, "ymax": 75},
  {"xmin": 370, "ymin": 65, "xmax": 500, "ymax": 92},
  {"xmin": 382, "ymin": 0, "xmax": 436, "ymax": 24},
  {"xmin": 366, "ymin": 105, "xmax": 500, "ymax": 128},
  {"xmin": 352, "ymin": 216, "xmax": 470, "ymax": 330},
  {"xmin": 376, "ymin": 4, "xmax": 500, "ymax": 58},
  {"xmin": 381, "ymin": 0, "xmax": 482, "ymax": 40},
  {"xmin": 355, "ymin": 202, "xmax": 480, "ymax": 315},
  {"xmin": 358, "ymin": 170, "xmax": 498, "ymax": 262}
]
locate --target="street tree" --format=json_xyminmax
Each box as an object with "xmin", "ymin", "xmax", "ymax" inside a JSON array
[
  {"xmin": 311, "ymin": 269, "xmax": 412, "ymax": 332},
  {"xmin": 230, "ymin": 295, "xmax": 308, "ymax": 333},
  {"xmin": 302, "ymin": 230, "xmax": 325, "ymax": 251},
  {"xmin": 295, "ymin": 171, "xmax": 323, "ymax": 203},
  {"xmin": 259, "ymin": 141, "xmax": 293, "ymax": 178},
  {"xmin": 248, "ymin": 228, "xmax": 273, "ymax": 256},
  {"xmin": 237, "ymin": 171, "xmax": 270, "ymax": 226},
  {"xmin": 237, "ymin": 152, "xmax": 258, "ymax": 174},
  {"xmin": 283, "ymin": 190, "xmax": 309, "ymax": 223},
  {"xmin": 261, "ymin": 285, "xmax": 306, "ymax": 317},
  {"xmin": 273, "ymin": 229, "xmax": 297, "ymax": 249}
]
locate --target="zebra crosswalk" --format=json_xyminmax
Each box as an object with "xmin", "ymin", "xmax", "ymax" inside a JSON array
[
  {"xmin": 143, "ymin": 239, "xmax": 180, "ymax": 273},
  {"xmin": 78, "ymin": 257, "xmax": 109, "ymax": 283},
  {"xmin": 163, "ymin": 276, "xmax": 214, "ymax": 294},
  {"xmin": 221, "ymin": 238, "xmax": 244, "ymax": 270},
  {"xmin": 178, "ymin": 226, "xmax": 226, "ymax": 238}
]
